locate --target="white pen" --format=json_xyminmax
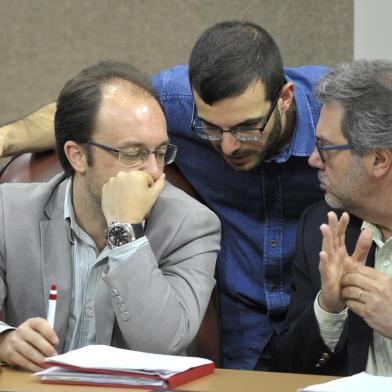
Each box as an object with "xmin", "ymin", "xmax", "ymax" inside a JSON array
[{"xmin": 47, "ymin": 284, "xmax": 57, "ymax": 328}]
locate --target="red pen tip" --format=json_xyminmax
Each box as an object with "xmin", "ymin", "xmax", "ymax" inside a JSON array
[{"xmin": 51, "ymin": 284, "xmax": 57, "ymax": 290}]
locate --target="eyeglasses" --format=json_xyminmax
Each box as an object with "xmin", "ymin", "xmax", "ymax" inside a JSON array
[
  {"xmin": 190, "ymin": 87, "xmax": 283, "ymax": 142},
  {"xmin": 85, "ymin": 140, "xmax": 178, "ymax": 167},
  {"xmin": 315, "ymin": 139, "xmax": 352, "ymax": 163}
]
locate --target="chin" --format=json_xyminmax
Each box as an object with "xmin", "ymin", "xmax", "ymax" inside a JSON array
[
  {"xmin": 324, "ymin": 193, "xmax": 345, "ymax": 210},
  {"xmin": 228, "ymin": 159, "xmax": 259, "ymax": 172}
]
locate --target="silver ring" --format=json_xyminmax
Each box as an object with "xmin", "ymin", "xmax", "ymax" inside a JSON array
[{"xmin": 357, "ymin": 289, "xmax": 364, "ymax": 301}]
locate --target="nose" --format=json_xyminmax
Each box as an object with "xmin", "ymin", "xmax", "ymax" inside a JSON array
[
  {"xmin": 308, "ymin": 146, "xmax": 325, "ymax": 170},
  {"xmin": 140, "ymin": 153, "xmax": 163, "ymax": 181},
  {"xmin": 220, "ymin": 132, "xmax": 242, "ymax": 156}
]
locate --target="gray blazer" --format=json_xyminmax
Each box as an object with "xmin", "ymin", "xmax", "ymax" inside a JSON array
[{"xmin": 0, "ymin": 173, "xmax": 220, "ymax": 355}]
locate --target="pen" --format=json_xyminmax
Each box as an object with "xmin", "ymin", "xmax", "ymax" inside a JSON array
[{"xmin": 47, "ymin": 284, "xmax": 57, "ymax": 328}]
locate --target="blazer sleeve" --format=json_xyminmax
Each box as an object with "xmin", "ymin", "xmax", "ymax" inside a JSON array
[
  {"xmin": 271, "ymin": 202, "xmax": 348, "ymax": 375},
  {"xmin": 100, "ymin": 204, "xmax": 221, "ymax": 355}
]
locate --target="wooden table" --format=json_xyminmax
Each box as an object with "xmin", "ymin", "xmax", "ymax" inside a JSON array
[{"xmin": 0, "ymin": 367, "xmax": 337, "ymax": 392}]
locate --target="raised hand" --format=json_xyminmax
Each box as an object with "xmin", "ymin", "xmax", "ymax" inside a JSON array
[{"xmin": 318, "ymin": 211, "xmax": 373, "ymax": 313}]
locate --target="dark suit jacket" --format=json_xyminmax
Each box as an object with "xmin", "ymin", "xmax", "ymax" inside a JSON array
[{"xmin": 271, "ymin": 200, "xmax": 375, "ymax": 376}]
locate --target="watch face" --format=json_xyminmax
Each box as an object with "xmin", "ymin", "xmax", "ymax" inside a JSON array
[{"xmin": 108, "ymin": 225, "xmax": 131, "ymax": 247}]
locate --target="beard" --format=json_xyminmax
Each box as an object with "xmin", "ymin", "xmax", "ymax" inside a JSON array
[{"xmin": 319, "ymin": 155, "xmax": 364, "ymax": 211}]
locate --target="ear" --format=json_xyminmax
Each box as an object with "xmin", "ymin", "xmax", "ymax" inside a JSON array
[
  {"xmin": 368, "ymin": 148, "xmax": 392, "ymax": 178},
  {"xmin": 63, "ymin": 141, "xmax": 87, "ymax": 174},
  {"xmin": 279, "ymin": 82, "xmax": 295, "ymax": 114}
]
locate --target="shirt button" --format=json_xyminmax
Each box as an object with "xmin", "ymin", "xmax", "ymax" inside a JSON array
[
  {"xmin": 118, "ymin": 304, "xmax": 126, "ymax": 312},
  {"xmin": 87, "ymin": 309, "xmax": 95, "ymax": 317},
  {"xmin": 121, "ymin": 312, "xmax": 130, "ymax": 321},
  {"xmin": 114, "ymin": 295, "xmax": 123, "ymax": 304},
  {"xmin": 270, "ymin": 240, "xmax": 277, "ymax": 247}
]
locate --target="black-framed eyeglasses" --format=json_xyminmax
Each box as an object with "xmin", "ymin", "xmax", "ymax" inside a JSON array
[
  {"xmin": 85, "ymin": 140, "xmax": 178, "ymax": 167},
  {"xmin": 190, "ymin": 86, "xmax": 283, "ymax": 142},
  {"xmin": 315, "ymin": 139, "xmax": 352, "ymax": 163}
]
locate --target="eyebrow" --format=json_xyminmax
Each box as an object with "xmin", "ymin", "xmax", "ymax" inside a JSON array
[
  {"xmin": 315, "ymin": 136, "xmax": 334, "ymax": 145},
  {"xmin": 198, "ymin": 115, "xmax": 265, "ymax": 129},
  {"xmin": 116, "ymin": 140, "xmax": 169, "ymax": 150}
]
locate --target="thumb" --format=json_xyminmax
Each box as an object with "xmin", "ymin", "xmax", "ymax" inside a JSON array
[
  {"xmin": 150, "ymin": 173, "xmax": 166, "ymax": 196},
  {"xmin": 352, "ymin": 228, "xmax": 373, "ymax": 266}
]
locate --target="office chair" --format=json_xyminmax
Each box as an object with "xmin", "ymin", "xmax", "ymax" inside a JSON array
[{"xmin": 0, "ymin": 150, "xmax": 222, "ymax": 366}]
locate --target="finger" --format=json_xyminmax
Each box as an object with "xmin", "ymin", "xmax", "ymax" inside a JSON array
[
  {"xmin": 6, "ymin": 332, "xmax": 47, "ymax": 369},
  {"xmin": 29, "ymin": 318, "xmax": 59, "ymax": 346},
  {"xmin": 318, "ymin": 251, "xmax": 329, "ymax": 278},
  {"xmin": 352, "ymin": 228, "xmax": 373, "ymax": 265},
  {"xmin": 320, "ymin": 224, "xmax": 333, "ymax": 254},
  {"xmin": 357, "ymin": 265, "xmax": 387, "ymax": 279},
  {"xmin": 150, "ymin": 173, "xmax": 165, "ymax": 194},
  {"xmin": 327, "ymin": 212, "xmax": 339, "ymax": 249},
  {"xmin": 337, "ymin": 212, "xmax": 349, "ymax": 247},
  {"xmin": 135, "ymin": 170, "xmax": 154, "ymax": 187},
  {"xmin": 5, "ymin": 347, "xmax": 43, "ymax": 372},
  {"xmin": 20, "ymin": 319, "xmax": 58, "ymax": 357},
  {"xmin": 345, "ymin": 299, "xmax": 365, "ymax": 319},
  {"xmin": 341, "ymin": 272, "xmax": 374, "ymax": 292},
  {"xmin": 341, "ymin": 285, "xmax": 366, "ymax": 302}
]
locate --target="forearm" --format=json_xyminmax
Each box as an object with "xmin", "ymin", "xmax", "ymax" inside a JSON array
[
  {"xmin": 0, "ymin": 103, "xmax": 56, "ymax": 156},
  {"xmin": 314, "ymin": 292, "xmax": 347, "ymax": 351},
  {"xmin": 104, "ymin": 241, "xmax": 217, "ymax": 354}
]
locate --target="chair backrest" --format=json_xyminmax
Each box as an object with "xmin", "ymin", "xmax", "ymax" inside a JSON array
[{"xmin": 0, "ymin": 150, "xmax": 221, "ymax": 366}]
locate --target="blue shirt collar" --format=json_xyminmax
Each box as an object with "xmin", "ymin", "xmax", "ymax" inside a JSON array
[{"xmin": 267, "ymin": 73, "xmax": 317, "ymax": 163}]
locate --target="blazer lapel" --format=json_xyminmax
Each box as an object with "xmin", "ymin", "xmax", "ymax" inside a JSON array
[{"xmin": 41, "ymin": 176, "xmax": 73, "ymax": 353}]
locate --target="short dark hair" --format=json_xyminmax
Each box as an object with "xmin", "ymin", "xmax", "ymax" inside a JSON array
[
  {"xmin": 55, "ymin": 60, "xmax": 161, "ymax": 176},
  {"xmin": 189, "ymin": 20, "xmax": 285, "ymax": 105},
  {"xmin": 316, "ymin": 59, "xmax": 392, "ymax": 154}
]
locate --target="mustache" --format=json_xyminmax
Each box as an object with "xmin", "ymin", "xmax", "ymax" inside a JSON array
[
  {"xmin": 318, "ymin": 174, "xmax": 327, "ymax": 186},
  {"xmin": 225, "ymin": 149, "xmax": 257, "ymax": 158}
]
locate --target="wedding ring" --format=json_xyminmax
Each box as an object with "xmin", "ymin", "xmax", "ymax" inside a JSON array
[{"xmin": 357, "ymin": 289, "xmax": 364, "ymax": 301}]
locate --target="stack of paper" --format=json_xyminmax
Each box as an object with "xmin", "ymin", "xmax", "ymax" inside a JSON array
[
  {"xmin": 35, "ymin": 345, "xmax": 214, "ymax": 389},
  {"xmin": 299, "ymin": 372, "xmax": 392, "ymax": 392}
]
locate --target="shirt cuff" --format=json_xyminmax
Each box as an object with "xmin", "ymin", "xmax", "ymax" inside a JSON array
[
  {"xmin": 0, "ymin": 322, "xmax": 15, "ymax": 336},
  {"xmin": 314, "ymin": 291, "xmax": 348, "ymax": 352},
  {"xmin": 102, "ymin": 236, "xmax": 148, "ymax": 269}
]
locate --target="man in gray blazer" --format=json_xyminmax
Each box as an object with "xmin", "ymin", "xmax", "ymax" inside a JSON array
[{"xmin": 0, "ymin": 61, "xmax": 221, "ymax": 372}]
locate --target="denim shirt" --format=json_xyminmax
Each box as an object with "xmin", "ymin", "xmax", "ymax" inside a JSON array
[{"xmin": 152, "ymin": 64, "xmax": 327, "ymax": 369}]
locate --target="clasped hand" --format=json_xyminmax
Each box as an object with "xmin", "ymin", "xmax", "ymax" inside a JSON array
[
  {"xmin": 319, "ymin": 212, "xmax": 392, "ymax": 338},
  {"xmin": 101, "ymin": 170, "xmax": 165, "ymax": 224},
  {"xmin": 0, "ymin": 317, "xmax": 58, "ymax": 372}
]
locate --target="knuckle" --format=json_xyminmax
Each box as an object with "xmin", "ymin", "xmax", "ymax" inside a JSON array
[{"xmin": 9, "ymin": 333, "xmax": 19, "ymax": 346}]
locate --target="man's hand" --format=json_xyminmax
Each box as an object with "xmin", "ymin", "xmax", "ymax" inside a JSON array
[
  {"xmin": 0, "ymin": 318, "xmax": 59, "ymax": 372},
  {"xmin": 318, "ymin": 212, "xmax": 372, "ymax": 313},
  {"xmin": 101, "ymin": 171, "xmax": 165, "ymax": 224},
  {"xmin": 342, "ymin": 266, "xmax": 392, "ymax": 338}
]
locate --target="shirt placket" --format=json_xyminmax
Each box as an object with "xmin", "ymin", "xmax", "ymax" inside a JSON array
[{"xmin": 261, "ymin": 163, "xmax": 286, "ymax": 318}]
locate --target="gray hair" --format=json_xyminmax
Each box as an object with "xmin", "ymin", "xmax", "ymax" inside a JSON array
[{"xmin": 316, "ymin": 59, "xmax": 392, "ymax": 154}]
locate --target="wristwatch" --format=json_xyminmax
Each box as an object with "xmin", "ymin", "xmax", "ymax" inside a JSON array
[{"xmin": 105, "ymin": 221, "xmax": 144, "ymax": 249}]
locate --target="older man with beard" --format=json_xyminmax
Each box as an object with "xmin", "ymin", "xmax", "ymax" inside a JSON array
[{"xmin": 272, "ymin": 59, "xmax": 392, "ymax": 376}]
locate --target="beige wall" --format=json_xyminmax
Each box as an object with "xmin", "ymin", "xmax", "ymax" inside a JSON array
[{"xmin": 0, "ymin": 0, "xmax": 353, "ymax": 124}]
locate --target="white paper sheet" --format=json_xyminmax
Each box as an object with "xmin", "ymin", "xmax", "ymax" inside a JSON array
[
  {"xmin": 299, "ymin": 372, "xmax": 392, "ymax": 392},
  {"xmin": 43, "ymin": 344, "xmax": 212, "ymax": 375}
]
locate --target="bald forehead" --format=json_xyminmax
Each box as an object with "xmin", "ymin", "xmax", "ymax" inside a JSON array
[
  {"xmin": 101, "ymin": 79, "xmax": 155, "ymax": 102},
  {"xmin": 92, "ymin": 80, "xmax": 167, "ymax": 140}
]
